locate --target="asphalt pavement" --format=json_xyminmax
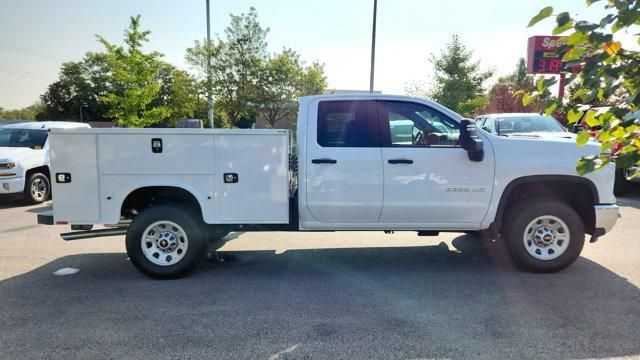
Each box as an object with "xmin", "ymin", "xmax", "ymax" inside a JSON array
[{"xmin": 1, "ymin": 191, "xmax": 639, "ymax": 359}]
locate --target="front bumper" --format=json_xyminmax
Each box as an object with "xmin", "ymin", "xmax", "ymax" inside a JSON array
[
  {"xmin": 593, "ymin": 204, "xmax": 619, "ymax": 236},
  {"xmin": 0, "ymin": 176, "xmax": 25, "ymax": 195}
]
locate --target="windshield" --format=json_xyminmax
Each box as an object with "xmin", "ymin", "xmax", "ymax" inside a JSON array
[
  {"xmin": 0, "ymin": 128, "xmax": 48, "ymax": 149},
  {"xmin": 495, "ymin": 116, "xmax": 565, "ymax": 135}
]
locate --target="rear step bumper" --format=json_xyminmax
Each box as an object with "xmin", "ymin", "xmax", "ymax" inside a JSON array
[
  {"xmin": 37, "ymin": 211, "xmax": 128, "ymax": 240},
  {"xmin": 37, "ymin": 211, "xmax": 53, "ymax": 225}
]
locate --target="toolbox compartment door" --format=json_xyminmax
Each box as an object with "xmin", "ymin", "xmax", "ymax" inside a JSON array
[
  {"xmin": 214, "ymin": 133, "xmax": 289, "ymax": 224},
  {"xmin": 49, "ymin": 132, "xmax": 100, "ymax": 224}
]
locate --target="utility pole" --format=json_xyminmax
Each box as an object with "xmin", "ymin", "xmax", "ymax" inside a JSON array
[
  {"xmin": 79, "ymin": 105, "xmax": 87, "ymax": 123},
  {"xmin": 206, "ymin": 0, "xmax": 214, "ymax": 128},
  {"xmin": 369, "ymin": 0, "xmax": 377, "ymax": 93}
]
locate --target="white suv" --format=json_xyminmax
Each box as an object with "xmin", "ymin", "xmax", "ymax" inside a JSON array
[{"xmin": 0, "ymin": 121, "xmax": 90, "ymax": 204}]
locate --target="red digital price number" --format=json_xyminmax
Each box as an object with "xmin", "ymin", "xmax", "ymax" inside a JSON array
[{"xmin": 537, "ymin": 58, "xmax": 561, "ymax": 73}]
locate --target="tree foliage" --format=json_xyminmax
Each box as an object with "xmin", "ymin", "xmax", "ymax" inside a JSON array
[
  {"xmin": 38, "ymin": 16, "xmax": 197, "ymax": 127},
  {"xmin": 0, "ymin": 102, "xmax": 43, "ymax": 120},
  {"xmin": 255, "ymin": 49, "xmax": 327, "ymax": 127},
  {"xmin": 524, "ymin": 1, "xmax": 640, "ymax": 176},
  {"xmin": 20, "ymin": 10, "xmax": 325, "ymax": 128},
  {"xmin": 152, "ymin": 63, "xmax": 199, "ymax": 127},
  {"xmin": 409, "ymin": 35, "xmax": 493, "ymax": 117},
  {"xmin": 38, "ymin": 52, "xmax": 111, "ymax": 122},
  {"xmin": 38, "ymin": 52, "xmax": 198, "ymax": 126},
  {"xmin": 186, "ymin": 7, "xmax": 327, "ymax": 128},
  {"xmin": 479, "ymin": 58, "xmax": 545, "ymax": 114},
  {"xmin": 186, "ymin": 8, "xmax": 268, "ymax": 128},
  {"xmin": 97, "ymin": 15, "xmax": 171, "ymax": 127}
]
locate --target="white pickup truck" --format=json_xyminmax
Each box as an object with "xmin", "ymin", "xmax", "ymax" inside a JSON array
[
  {"xmin": 38, "ymin": 94, "xmax": 619, "ymax": 278},
  {"xmin": 0, "ymin": 121, "xmax": 90, "ymax": 203}
]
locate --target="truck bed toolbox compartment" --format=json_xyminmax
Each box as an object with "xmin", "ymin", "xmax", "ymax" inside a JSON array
[{"xmin": 49, "ymin": 128, "xmax": 290, "ymax": 225}]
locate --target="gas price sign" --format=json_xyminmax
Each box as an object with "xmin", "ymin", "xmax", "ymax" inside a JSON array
[{"xmin": 526, "ymin": 36, "xmax": 580, "ymax": 74}]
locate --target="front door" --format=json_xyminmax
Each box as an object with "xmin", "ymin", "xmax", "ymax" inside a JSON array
[
  {"xmin": 305, "ymin": 99, "xmax": 383, "ymax": 223},
  {"xmin": 377, "ymin": 100, "xmax": 494, "ymax": 227}
]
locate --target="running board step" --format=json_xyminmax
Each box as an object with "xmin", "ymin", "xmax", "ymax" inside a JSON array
[
  {"xmin": 60, "ymin": 228, "xmax": 128, "ymax": 241},
  {"xmin": 417, "ymin": 231, "xmax": 439, "ymax": 236}
]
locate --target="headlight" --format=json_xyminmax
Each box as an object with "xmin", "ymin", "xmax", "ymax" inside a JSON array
[{"xmin": 0, "ymin": 162, "xmax": 16, "ymax": 169}]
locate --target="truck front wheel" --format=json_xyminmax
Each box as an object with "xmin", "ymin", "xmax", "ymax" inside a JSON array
[
  {"xmin": 24, "ymin": 172, "xmax": 50, "ymax": 204},
  {"xmin": 126, "ymin": 204, "xmax": 207, "ymax": 279},
  {"xmin": 502, "ymin": 198, "xmax": 585, "ymax": 273}
]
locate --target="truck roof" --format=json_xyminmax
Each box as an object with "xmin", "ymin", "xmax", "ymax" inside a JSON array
[
  {"xmin": 477, "ymin": 113, "xmax": 546, "ymax": 118},
  {"xmin": 1, "ymin": 121, "xmax": 91, "ymax": 130},
  {"xmin": 300, "ymin": 93, "xmax": 428, "ymax": 102},
  {"xmin": 298, "ymin": 94, "xmax": 464, "ymax": 120}
]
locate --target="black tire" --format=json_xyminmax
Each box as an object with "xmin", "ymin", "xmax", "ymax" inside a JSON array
[
  {"xmin": 613, "ymin": 168, "xmax": 629, "ymax": 197},
  {"xmin": 125, "ymin": 204, "xmax": 207, "ymax": 279},
  {"xmin": 503, "ymin": 198, "xmax": 585, "ymax": 273},
  {"xmin": 24, "ymin": 173, "xmax": 50, "ymax": 204}
]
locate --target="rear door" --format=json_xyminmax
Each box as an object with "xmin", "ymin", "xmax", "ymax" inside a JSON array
[{"xmin": 305, "ymin": 99, "xmax": 383, "ymax": 223}]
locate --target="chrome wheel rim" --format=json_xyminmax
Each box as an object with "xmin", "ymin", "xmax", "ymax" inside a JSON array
[
  {"xmin": 31, "ymin": 177, "xmax": 48, "ymax": 201},
  {"xmin": 523, "ymin": 215, "xmax": 570, "ymax": 260},
  {"xmin": 141, "ymin": 221, "xmax": 188, "ymax": 266}
]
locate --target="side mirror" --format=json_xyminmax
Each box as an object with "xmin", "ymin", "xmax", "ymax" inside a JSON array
[
  {"xmin": 571, "ymin": 123, "xmax": 583, "ymax": 134},
  {"xmin": 460, "ymin": 119, "xmax": 484, "ymax": 162}
]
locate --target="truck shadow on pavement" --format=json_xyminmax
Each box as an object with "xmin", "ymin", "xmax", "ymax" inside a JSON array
[
  {"xmin": 0, "ymin": 196, "xmax": 30, "ymax": 209},
  {"xmin": 1, "ymin": 234, "xmax": 639, "ymax": 359},
  {"xmin": 0, "ymin": 198, "xmax": 53, "ymax": 211},
  {"xmin": 619, "ymin": 185, "xmax": 640, "ymax": 209}
]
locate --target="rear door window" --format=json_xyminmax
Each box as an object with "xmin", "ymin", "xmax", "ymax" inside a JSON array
[{"xmin": 317, "ymin": 100, "xmax": 379, "ymax": 147}]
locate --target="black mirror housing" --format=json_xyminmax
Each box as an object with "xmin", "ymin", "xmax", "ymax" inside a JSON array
[
  {"xmin": 460, "ymin": 119, "xmax": 484, "ymax": 162},
  {"xmin": 571, "ymin": 123, "xmax": 583, "ymax": 134}
]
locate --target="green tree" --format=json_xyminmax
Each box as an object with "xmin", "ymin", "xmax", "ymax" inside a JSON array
[
  {"xmin": 38, "ymin": 52, "xmax": 112, "ymax": 122},
  {"xmin": 513, "ymin": 57, "xmax": 533, "ymax": 90},
  {"xmin": 524, "ymin": 1, "xmax": 640, "ymax": 176},
  {"xmin": 297, "ymin": 62, "xmax": 328, "ymax": 97},
  {"xmin": 409, "ymin": 35, "xmax": 493, "ymax": 117},
  {"xmin": 153, "ymin": 63, "xmax": 199, "ymax": 126},
  {"xmin": 255, "ymin": 49, "xmax": 327, "ymax": 127},
  {"xmin": 186, "ymin": 7, "xmax": 268, "ymax": 128},
  {"xmin": 97, "ymin": 15, "xmax": 171, "ymax": 127},
  {"xmin": 0, "ymin": 102, "xmax": 43, "ymax": 120}
]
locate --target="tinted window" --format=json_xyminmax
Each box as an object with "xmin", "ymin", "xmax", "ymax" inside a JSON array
[
  {"xmin": 379, "ymin": 101, "xmax": 460, "ymax": 147},
  {"xmin": 317, "ymin": 100, "xmax": 379, "ymax": 147},
  {"xmin": 481, "ymin": 118, "xmax": 495, "ymax": 133},
  {"xmin": 0, "ymin": 128, "xmax": 48, "ymax": 149},
  {"xmin": 495, "ymin": 115, "xmax": 565, "ymax": 135}
]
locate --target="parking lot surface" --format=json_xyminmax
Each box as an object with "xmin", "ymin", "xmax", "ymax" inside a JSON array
[{"xmin": 1, "ymin": 193, "xmax": 639, "ymax": 359}]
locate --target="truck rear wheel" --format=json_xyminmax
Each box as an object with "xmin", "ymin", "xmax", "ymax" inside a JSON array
[
  {"xmin": 126, "ymin": 204, "xmax": 207, "ymax": 279},
  {"xmin": 502, "ymin": 198, "xmax": 585, "ymax": 273}
]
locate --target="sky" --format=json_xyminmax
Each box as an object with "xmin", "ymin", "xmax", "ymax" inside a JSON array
[{"xmin": 0, "ymin": 0, "xmax": 632, "ymax": 109}]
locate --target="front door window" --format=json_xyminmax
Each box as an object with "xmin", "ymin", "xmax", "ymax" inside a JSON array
[{"xmin": 381, "ymin": 101, "xmax": 460, "ymax": 148}]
